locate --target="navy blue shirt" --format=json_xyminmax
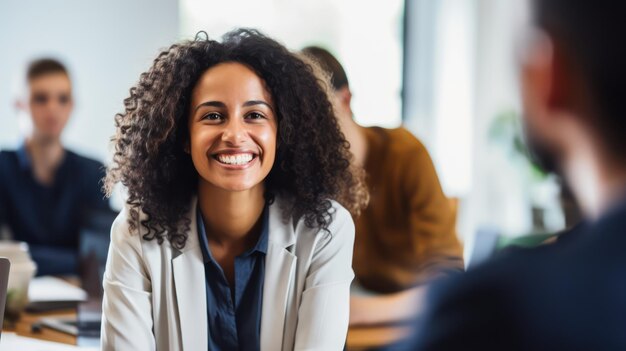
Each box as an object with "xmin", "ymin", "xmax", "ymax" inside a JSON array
[
  {"xmin": 0, "ymin": 145, "xmax": 109, "ymax": 275},
  {"xmin": 196, "ymin": 206, "xmax": 268, "ymax": 351}
]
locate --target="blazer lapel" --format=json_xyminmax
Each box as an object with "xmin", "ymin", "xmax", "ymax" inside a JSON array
[
  {"xmin": 172, "ymin": 198, "xmax": 208, "ymax": 350},
  {"xmin": 260, "ymin": 198, "xmax": 297, "ymax": 351}
]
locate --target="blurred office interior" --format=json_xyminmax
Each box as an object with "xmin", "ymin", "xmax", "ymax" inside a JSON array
[
  {"xmin": 0, "ymin": 1, "xmax": 581, "ymax": 349},
  {"xmin": 0, "ymin": 0, "xmax": 565, "ymax": 267}
]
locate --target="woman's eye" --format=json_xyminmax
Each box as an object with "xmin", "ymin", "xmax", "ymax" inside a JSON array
[
  {"xmin": 203, "ymin": 112, "xmax": 222, "ymax": 121},
  {"xmin": 246, "ymin": 112, "xmax": 264, "ymax": 120}
]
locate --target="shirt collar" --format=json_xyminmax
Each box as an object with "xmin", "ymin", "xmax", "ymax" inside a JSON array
[{"xmin": 196, "ymin": 204, "xmax": 270, "ymax": 263}]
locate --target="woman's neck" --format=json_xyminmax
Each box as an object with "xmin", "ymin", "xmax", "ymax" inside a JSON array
[{"xmin": 197, "ymin": 181, "xmax": 266, "ymax": 245}]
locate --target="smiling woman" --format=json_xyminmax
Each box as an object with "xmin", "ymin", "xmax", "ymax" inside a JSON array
[
  {"xmin": 188, "ymin": 62, "xmax": 278, "ymax": 194},
  {"xmin": 101, "ymin": 29, "xmax": 368, "ymax": 351}
]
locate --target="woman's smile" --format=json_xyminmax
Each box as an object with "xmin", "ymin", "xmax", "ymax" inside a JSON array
[{"xmin": 211, "ymin": 150, "xmax": 259, "ymax": 169}]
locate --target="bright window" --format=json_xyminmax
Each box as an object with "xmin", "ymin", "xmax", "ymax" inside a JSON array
[{"xmin": 180, "ymin": 0, "xmax": 404, "ymax": 128}]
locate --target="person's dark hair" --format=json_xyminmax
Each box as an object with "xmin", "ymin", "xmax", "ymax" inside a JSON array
[
  {"xmin": 301, "ymin": 46, "xmax": 349, "ymax": 91},
  {"xmin": 532, "ymin": 0, "xmax": 626, "ymax": 154},
  {"xmin": 105, "ymin": 29, "xmax": 368, "ymax": 249},
  {"xmin": 27, "ymin": 58, "xmax": 69, "ymax": 81}
]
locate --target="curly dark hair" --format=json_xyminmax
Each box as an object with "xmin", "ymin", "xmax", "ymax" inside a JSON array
[{"xmin": 105, "ymin": 29, "xmax": 368, "ymax": 249}]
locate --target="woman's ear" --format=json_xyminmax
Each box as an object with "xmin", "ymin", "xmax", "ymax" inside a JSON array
[{"xmin": 183, "ymin": 140, "xmax": 190, "ymax": 154}]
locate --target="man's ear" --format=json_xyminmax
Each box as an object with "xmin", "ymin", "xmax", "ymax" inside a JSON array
[
  {"xmin": 333, "ymin": 85, "xmax": 353, "ymax": 120},
  {"xmin": 546, "ymin": 41, "xmax": 582, "ymax": 116},
  {"xmin": 522, "ymin": 30, "xmax": 586, "ymax": 126},
  {"xmin": 337, "ymin": 86, "xmax": 352, "ymax": 107}
]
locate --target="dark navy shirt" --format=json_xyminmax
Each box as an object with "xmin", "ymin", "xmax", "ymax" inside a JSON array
[
  {"xmin": 0, "ymin": 144, "xmax": 109, "ymax": 275},
  {"xmin": 196, "ymin": 206, "xmax": 268, "ymax": 351}
]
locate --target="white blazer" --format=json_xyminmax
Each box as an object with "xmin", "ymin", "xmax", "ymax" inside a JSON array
[{"xmin": 101, "ymin": 195, "xmax": 355, "ymax": 351}]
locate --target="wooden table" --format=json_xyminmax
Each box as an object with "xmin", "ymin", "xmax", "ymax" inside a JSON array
[
  {"xmin": 346, "ymin": 286, "xmax": 424, "ymax": 350},
  {"xmin": 347, "ymin": 324, "xmax": 413, "ymax": 350},
  {"xmin": 5, "ymin": 308, "xmax": 78, "ymax": 345},
  {"xmin": 7, "ymin": 310, "xmax": 411, "ymax": 350},
  {"xmin": 3, "ymin": 275, "xmax": 87, "ymax": 345},
  {"xmin": 7, "ymin": 294, "xmax": 412, "ymax": 350}
]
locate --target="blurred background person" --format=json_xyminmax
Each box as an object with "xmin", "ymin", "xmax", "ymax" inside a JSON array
[
  {"xmin": 400, "ymin": 0, "xmax": 626, "ymax": 349},
  {"xmin": 0, "ymin": 58, "xmax": 110, "ymax": 276},
  {"xmin": 302, "ymin": 46, "xmax": 463, "ymax": 326}
]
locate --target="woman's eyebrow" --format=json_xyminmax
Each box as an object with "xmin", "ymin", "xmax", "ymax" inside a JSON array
[
  {"xmin": 193, "ymin": 100, "xmax": 226, "ymax": 114},
  {"xmin": 193, "ymin": 100, "xmax": 274, "ymax": 114},
  {"xmin": 243, "ymin": 100, "xmax": 274, "ymax": 112}
]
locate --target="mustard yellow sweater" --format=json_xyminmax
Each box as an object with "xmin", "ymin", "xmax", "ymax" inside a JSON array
[{"xmin": 353, "ymin": 127, "xmax": 464, "ymax": 293}]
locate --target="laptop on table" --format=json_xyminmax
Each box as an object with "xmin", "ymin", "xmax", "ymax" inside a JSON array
[{"xmin": 0, "ymin": 258, "xmax": 10, "ymax": 339}]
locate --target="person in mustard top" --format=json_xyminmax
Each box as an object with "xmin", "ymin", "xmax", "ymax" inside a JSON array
[{"xmin": 302, "ymin": 46, "xmax": 464, "ymax": 325}]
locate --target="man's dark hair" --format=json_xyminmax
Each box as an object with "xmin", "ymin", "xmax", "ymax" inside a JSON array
[
  {"xmin": 532, "ymin": 0, "xmax": 626, "ymax": 154},
  {"xmin": 301, "ymin": 46, "xmax": 349, "ymax": 90},
  {"xmin": 27, "ymin": 58, "xmax": 69, "ymax": 81}
]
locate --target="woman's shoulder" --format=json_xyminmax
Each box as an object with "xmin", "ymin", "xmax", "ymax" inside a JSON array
[
  {"xmin": 282, "ymin": 198, "xmax": 355, "ymax": 279},
  {"xmin": 326, "ymin": 200, "xmax": 353, "ymax": 231},
  {"xmin": 111, "ymin": 199, "xmax": 196, "ymax": 253},
  {"xmin": 110, "ymin": 203, "xmax": 165, "ymax": 252},
  {"xmin": 274, "ymin": 196, "xmax": 354, "ymax": 251},
  {"xmin": 316, "ymin": 201, "xmax": 354, "ymax": 256},
  {"xmin": 275, "ymin": 195, "xmax": 352, "ymax": 227},
  {"xmin": 110, "ymin": 205, "xmax": 144, "ymax": 249}
]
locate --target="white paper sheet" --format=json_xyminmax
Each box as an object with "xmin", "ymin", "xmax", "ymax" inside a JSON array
[
  {"xmin": 0, "ymin": 332, "xmax": 98, "ymax": 350},
  {"xmin": 28, "ymin": 276, "xmax": 87, "ymax": 302}
]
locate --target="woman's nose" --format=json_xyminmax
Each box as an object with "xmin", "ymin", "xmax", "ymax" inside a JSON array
[{"xmin": 221, "ymin": 118, "xmax": 246, "ymax": 144}]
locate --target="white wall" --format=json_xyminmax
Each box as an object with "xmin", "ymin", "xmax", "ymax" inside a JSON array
[
  {"xmin": 467, "ymin": 0, "xmax": 530, "ymax": 237},
  {"xmin": 404, "ymin": 0, "xmax": 476, "ymax": 198},
  {"xmin": 0, "ymin": 0, "xmax": 179, "ymax": 163},
  {"xmin": 180, "ymin": 0, "xmax": 404, "ymax": 128},
  {"xmin": 404, "ymin": 0, "xmax": 552, "ymax": 257}
]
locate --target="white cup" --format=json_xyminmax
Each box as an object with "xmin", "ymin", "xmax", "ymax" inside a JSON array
[{"xmin": 0, "ymin": 241, "xmax": 37, "ymax": 321}]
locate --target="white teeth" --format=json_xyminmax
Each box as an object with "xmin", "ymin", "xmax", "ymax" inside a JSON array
[{"xmin": 217, "ymin": 153, "xmax": 254, "ymax": 165}]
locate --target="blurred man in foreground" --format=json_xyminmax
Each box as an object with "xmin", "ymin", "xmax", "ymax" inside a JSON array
[
  {"xmin": 0, "ymin": 58, "xmax": 109, "ymax": 275},
  {"xmin": 402, "ymin": 0, "xmax": 626, "ymax": 349}
]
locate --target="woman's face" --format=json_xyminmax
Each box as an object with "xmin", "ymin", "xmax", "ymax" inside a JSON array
[{"xmin": 188, "ymin": 62, "xmax": 277, "ymax": 193}]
